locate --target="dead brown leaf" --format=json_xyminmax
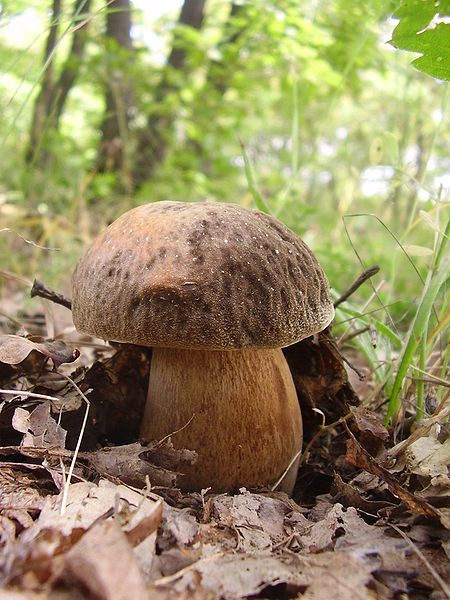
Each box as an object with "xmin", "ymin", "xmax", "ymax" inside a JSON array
[
  {"xmin": 86, "ymin": 440, "xmax": 197, "ymax": 488},
  {"xmin": 352, "ymin": 406, "xmax": 389, "ymax": 442},
  {"xmin": 63, "ymin": 519, "xmax": 149, "ymax": 600},
  {"xmin": 2, "ymin": 480, "xmax": 161, "ymax": 590},
  {"xmin": 156, "ymin": 552, "xmax": 378, "ymax": 599},
  {"xmin": 332, "ymin": 473, "xmax": 395, "ymax": 513},
  {"xmin": 12, "ymin": 403, "xmax": 66, "ymax": 449},
  {"xmin": 352, "ymin": 406, "xmax": 389, "ymax": 456},
  {"xmin": 208, "ymin": 492, "xmax": 289, "ymax": 552},
  {"xmin": 0, "ymin": 335, "xmax": 79, "ymax": 368},
  {"xmin": 78, "ymin": 344, "xmax": 150, "ymax": 446},
  {"xmin": 0, "ymin": 466, "xmax": 49, "ymax": 513},
  {"xmin": 406, "ymin": 426, "xmax": 450, "ymax": 488},
  {"xmin": 283, "ymin": 329, "xmax": 359, "ymax": 440},
  {"xmin": 345, "ymin": 427, "xmax": 442, "ymax": 522}
]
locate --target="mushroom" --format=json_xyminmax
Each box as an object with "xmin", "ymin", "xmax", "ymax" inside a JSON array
[{"xmin": 72, "ymin": 201, "xmax": 334, "ymax": 493}]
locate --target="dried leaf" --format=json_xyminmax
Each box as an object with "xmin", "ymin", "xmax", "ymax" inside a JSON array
[
  {"xmin": 284, "ymin": 330, "xmax": 359, "ymax": 438},
  {"xmin": 406, "ymin": 429, "xmax": 450, "ymax": 488},
  {"xmin": 124, "ymin": 495, "xmax": 163, "ymax": 547},
  {"xmin": 162, "ymin": 505, "xmax": 199, "ymax": 547},
  {"xmin": 79, "ymin": 344, "xmax": 150, "ymax": 445},
  {"xmin": 210, "ymin": 492, "xmax": 289, "ymax": 552},
  {"xmin": 0, "ymin": 466, "xmax": 48, "ymax": 512},
  {"xmin": 4, "ymin": 480, "xmax": 161, "ymax": 587},
  {"xmin": 11, "ymin": 407, "xmax": 29, "ymax": 434},
  {"xmin": 146, "ymin": 437, "xmax": 197, "ymax": 472},
  {"xmin": 86, "ymin": 441, "xmax": 196, "ymax": 488},
  {"xmin": 352, "ymin": 406, "xmax": 389, "ymax": 441},
  {"xmin": 0, "ymin": 335, "xmax": 79, "ymax": 367},
  {"xmin": 63, "ymin": 519, "xmax": 148, "ymax": 600},
  {"xmin": 158, "ymin": 552, "xmax": 377, "ymax": 599},
  {"xmin": 333, "ymin": 474, "xmax": 395, "ymax": 513},
  {"xmin": 12, "ymin": 403, "xmax": 66, "ymax": 449},
  {"xmin": 352, "ymin": 406, "xmax": 390, "ymax": 457},
  {"xmin": 345, "ymin": 429, "xmax": 441, "ymax": 521}
]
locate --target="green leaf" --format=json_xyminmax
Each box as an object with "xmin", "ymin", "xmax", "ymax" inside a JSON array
[
  {"xmin": 390, "ymin": 0, "xmax": 450, "ymax": 81},
  {"xmin": 402, "ymin": 244, "xmax": 434, "ymax": 257},
  {"xmin": 411, "ymin": 24, "xmax": 450, "ymax": 80}
]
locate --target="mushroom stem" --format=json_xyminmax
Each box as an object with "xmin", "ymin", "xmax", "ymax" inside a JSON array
[{"xmin": 140, "ymin": 347, "xmax": 302, "ymax": 493}]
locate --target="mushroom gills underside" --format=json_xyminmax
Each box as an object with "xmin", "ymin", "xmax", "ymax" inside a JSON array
[{"xmin": 140, "ymin": 346, "xmax": 302, "ymax": 493}]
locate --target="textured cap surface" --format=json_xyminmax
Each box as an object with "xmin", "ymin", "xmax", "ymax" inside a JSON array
[{"xmin": 72, "ymin": 201, "xmax": 334, "ymax": 349}]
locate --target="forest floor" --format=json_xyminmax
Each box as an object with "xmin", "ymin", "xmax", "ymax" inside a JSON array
[{"xmin": 0, "ymin": 286, "xmax": 449, "ymax": 600}]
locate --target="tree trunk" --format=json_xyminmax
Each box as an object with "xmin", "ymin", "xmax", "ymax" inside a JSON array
[
  {"xmin": 132, "ymin": 0, "xmax": 206, "ymax": 187},
  {"xmin": 96, "ymin": 0, "xmax": 133, "ymax": 177},
  {"xmin": 26, "ymin": 0, "xmax": 62, "ymax": 164},
  {"xmin": 51, "ymin": 0, "xmax": 92, "ymax": 126},
  {"xmin": 26, "ymin": 0, "xmax": 92, "ymax": 166}
]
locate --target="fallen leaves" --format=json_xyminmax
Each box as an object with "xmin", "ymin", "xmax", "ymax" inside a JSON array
[
  {"xmin": 345, "ymin": 426, "xmax": 442, "ymax": 521},
  {"xmin": 406, "ymin": 427, "xmax": 450, "ymax": 488},
  {"xmin": 157, "ymin": 552, "xmax": 377, "ymax": 600},
  {"xmin": 12, "ymin": 403, "xmax": 66, "ymax": 449},
  {"xmin": 0, "ymin": 313, "xmax": 449, "ymax": 599},
  {"xmin": 64, "ymin": 519, "xmax": 149, "ymax": 600},
  {"xmin": 0, "ymin": 334, "xmax": 79, "ymax": 368},
  {"xmin": 3, "ymin": 481, "xmax": 162, "ymax": 593},
  {"xmin": 85, "ymin": 440, "xmax": 197, "ymax": 488},
  {"xmin": 5, "ymin": 470, "xmax": 446, "ymax": 600}
]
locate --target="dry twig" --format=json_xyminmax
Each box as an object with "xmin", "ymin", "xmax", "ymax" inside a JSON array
[
  {"xmin": 334, "ymin": 265, "xmax": 380, "ymax": 308},
  {"xmin": 30, "ymin": 279, "xmax": 72, "ymax": 310}
]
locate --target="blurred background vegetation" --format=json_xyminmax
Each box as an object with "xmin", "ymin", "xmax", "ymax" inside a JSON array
[{"xmin": 0, "ymin": 0, "xmax": 448, "ymax": 418}]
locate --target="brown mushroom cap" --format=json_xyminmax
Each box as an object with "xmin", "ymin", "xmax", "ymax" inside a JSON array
[{"xmin": 72, "ymin": 201, "xmax": 334, "ymax": 349}]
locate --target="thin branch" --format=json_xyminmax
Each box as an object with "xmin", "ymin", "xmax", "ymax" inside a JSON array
[
  {"xmin": 30, "ymin": 279, "xmax": 72, "ymax": 310},
  {"xmin": 334, "ymin": 265, "xmax": 380, "ymax": 308},
  {"xmin": 340, "ymin": 325, "xmax": 371, "ymax": 344}
]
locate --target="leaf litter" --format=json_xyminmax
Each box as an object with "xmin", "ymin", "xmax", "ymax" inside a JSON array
[{"xmin": 0, "ymin": 304, "xmax": 449, "ymax": 599}]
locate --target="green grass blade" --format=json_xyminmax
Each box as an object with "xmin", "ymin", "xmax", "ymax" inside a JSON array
[
  {"xmin": 386, "ymin": 224, "xmax": 449, "ymax": 423},
  {"xmin": 239, "ymin": 139, "xmax": 271, "ymax": 214}
]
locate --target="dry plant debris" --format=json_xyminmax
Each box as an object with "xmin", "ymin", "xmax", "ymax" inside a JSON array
[
  {"xmin": 0, "ymin": 317, "xmax": 449, "ymax": 599},
  {"xmin": 0, "ymin": 335, "xmax": 79, "ymax": 369}
]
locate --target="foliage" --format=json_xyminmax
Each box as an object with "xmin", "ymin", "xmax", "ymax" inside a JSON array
[{"xmin": 390, "ymin": 0, "xmax": 450, "ymax": 80}]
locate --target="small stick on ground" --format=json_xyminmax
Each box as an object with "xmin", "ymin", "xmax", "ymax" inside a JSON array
[
  {"xmin": 334, "ymin": 265, "xmax": 380, "ymax": 308},
  {"xmin": 31, "ymin": 279, "xmax": 72, "ymax": 310}
]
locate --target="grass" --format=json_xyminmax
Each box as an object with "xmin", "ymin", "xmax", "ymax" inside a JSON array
[{"xmin": 387, "ymin": 215, "xmax": 449, "ymax": 422}]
